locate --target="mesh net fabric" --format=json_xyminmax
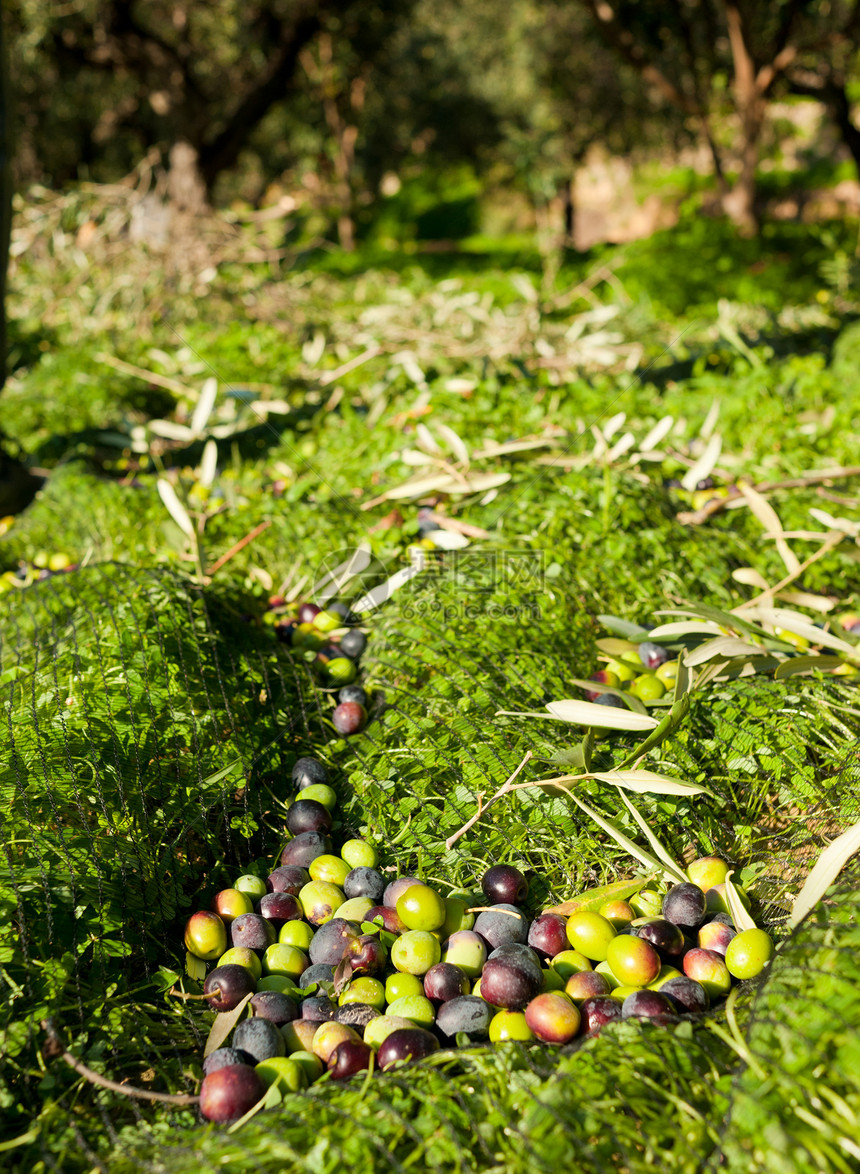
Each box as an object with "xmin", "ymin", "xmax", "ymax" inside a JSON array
[{"xmin": 1, "ymin": 560, "xmax": 859, "ymax": 1174}]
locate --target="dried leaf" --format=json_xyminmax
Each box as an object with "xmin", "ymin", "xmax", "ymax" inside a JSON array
[
  {"xmin": 199, "ymin": 439, "xmax": 218, "ymax": 488},
  {"xmin": 425, "ymin": 529, "xmax": 470, "ymax": 551},
  {"xmin": 191, "ymin": 377, "xmax": 218, "ymax": 435},
  {"xmin": 732, "ymin": 567, "xmax": 771, "ymax": 591},
  {"xmin": 400, "ymin": 449, "xmax": 436, "ymax": 467},
  {"xmin": 594, "ymin": 770, "xmax": 710, "ymax": 796},
  {"xmin": 545, "ymin": 700, "xmax": 659, "ymax": 731},
  {"xmin": 451, "ymin": 472, "xmax": 511, "ymax": 494},
  {"xmin": 204, "ymin": 991, "xmax": 253, "ymax": 1058},
  {"xmin": 148, "ymin": 419, "xmax": 196, "ymax": 441},
  {"xmin": 157, "ymin": 479, "xmax": 195, "ymax": 539},
  {"xmin": 680, "ymin": 434, "xmax": 722, "ymax": 491},
  {"xmin": 699, "ymin": 398, "xmax": 721, "ymax": 440},
  {"xmin": 776, "ymin": 590, "xmax": 837, "ymax": 614},
  {"xmin": 606, "ymin": 432, "xmax": 636, "ymax": 462},
  {"xmin": 737, "ymin": 483, "xmax": 800, "ymax": 575},
  {"xmin": 546, "ymin": 876, "xmax": 656, "ymax": 917},
  {"xmin": 352, "ymin": 565, "xmax": 421, "ymax": 614},
  {"xmin": 435, "ymin": 423, "xmax": 471, "ymax": 465},
  {"xmin": 724, "ymin": 871, "xmax": 757, "ymax": 932},
  {"xmin": 639, "ymin": 416, "xmax": 675, "ymax": 451},
  {"xmin": 789, "ymin": 819, "xmax": 860, "ymax": 927},
  {"xmin": 808, "ymin": 508, "xmax": 859, "ymax": 536},
  {"xmin": 603, "ymin": 412, "xmax": 627, "ymax": 441},
  {"xmin": 384, "ymin": 473, "xmax": 458, "ymax": 500},
  {"xmin": 415, "ymin": 423, "xmax": 441, "ymax": 454}
]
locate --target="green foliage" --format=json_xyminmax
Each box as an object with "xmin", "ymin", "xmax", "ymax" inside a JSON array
[{"xmin": 2, "ymin": 213, "xmax": 860, "ymax": 1172}]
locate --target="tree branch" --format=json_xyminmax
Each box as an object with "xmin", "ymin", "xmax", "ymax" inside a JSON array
[
  {"xmin": 198, "ymin": 6, "xmax": 327, "ymax": 187},
  {"xmin": 577, "ymin": 0, "xmax": 701, "ymax": 115}
]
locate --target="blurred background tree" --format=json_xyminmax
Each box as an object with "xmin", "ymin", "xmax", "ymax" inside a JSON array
[{"xmin": 3, "ymin": 0, "xmax": 860, "ymax": 247}]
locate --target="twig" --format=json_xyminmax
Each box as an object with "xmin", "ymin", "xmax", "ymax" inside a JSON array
[
  {"xmin": 94, "ymin": 352, "xmax": 196, "ymax": 398},
  {"xmin": 40, "ymin": 1020, "xmax": 200, "ymax": 1106},
  {"xmin": 318, "ymin": 346, "xmax": 384, "ymax": 387},
  {"xmin": 445, "ymin": 751, "xmax": 532, "ymax": 849},
  {"xmin": 734, "ymin": 532, "xmax": 846, "ymax": 610},
  {"xmin": 677, "ymin": 467, "xmax": 860, "ymax": 526},
  {"xmin": 207, "ymin": 520, "xmax": 272, "ymax": 576}
]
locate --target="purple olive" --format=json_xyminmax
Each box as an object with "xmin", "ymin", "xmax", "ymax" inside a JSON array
[
  {"xmin": 267, "ymin": 865, "xmax": 310, "ymax": 895},
  {"xmin": 481, "ymin": 865, "xmax": 529, "ymax": 906},
  {"xmin": 286, "ymin": 799, "xmax": 332, "ymax": 836},
  {"xmin": 203, "ymin": 965, "xmax": 255, "ymax": 1012},
  {"xmin": 328, "ymin": 1039, "xmax": 374, "ymax": 1080},
  {"xmin": 376, "ymin": 1028, "xmax": 439, "ymax": 1071},
  {"xmin": 528, "ymin": 913, "xmax": 568, "ymax": 959},
  {"xmin": 256, "ymin": 891, "xmax": 303, "ymax": 928}
]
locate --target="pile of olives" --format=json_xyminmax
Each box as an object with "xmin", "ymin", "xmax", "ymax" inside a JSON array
[
  {"xmin": 184, "ymin": 757, "xmax": 774, "ymax": 1123},
  {"xmin": 0, "ymin": 550, "xmax": 77, "ymax": 593},
  {"xmin": 266, "ymin": 598, "xmax": 369, "ymax": 734},
  {"xmin": 587, "ymin": 639, "xmax": 682, "ymax": 706}
]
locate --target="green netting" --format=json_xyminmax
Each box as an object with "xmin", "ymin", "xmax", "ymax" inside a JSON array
[{"xmin": 1, "ymin": 558, "xmax": 859, "ymax": 1173}]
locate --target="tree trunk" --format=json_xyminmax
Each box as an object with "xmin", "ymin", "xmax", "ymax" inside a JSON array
[
  {"xmin": 724, "ymin": 4, "xmax": 763, "ymax": 235},
  {"xmin": 560, "ymin": 178, "xmax": 575, "ymax": 246}
]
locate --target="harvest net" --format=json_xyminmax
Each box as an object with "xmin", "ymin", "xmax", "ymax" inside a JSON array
[{"xmin": 1, "ymin": 557, "xmax": 859, "ymax": 1174}]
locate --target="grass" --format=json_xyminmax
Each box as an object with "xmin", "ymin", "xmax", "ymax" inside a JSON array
[{"xmin": 1, "ymin": 190, "xmax": 860, "ymax": 1172}]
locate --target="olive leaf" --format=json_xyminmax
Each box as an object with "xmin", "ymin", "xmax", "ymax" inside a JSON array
[
  {"xmin": 546, "ymin": 875, "xmax": 656, "ymax": 917},
  {"xmin": 737, "ymin": 483, "xmax": 800, "ymax": 575},
  {"xmin": 593, "ymin": 769, "xmax": 710, "ymax": 797},
  {"xmin": 595, "ymin": 637, "xmax": 640, "ymax": 656},
  {"xmin": 680, "ymin": 433, "xmax": 722, "ymax": 491},
  {"xmin": 684, "ymin": 637, "xmax": 764, "ymax": 666},
  {"xmin": 788, "ymin": 818, "xmax": 860, "ymax": 928},
  {"xmin": 616, "ymin": 692, "xmax": 689, "ymax": 767},
  {"xmin": 568, "ymin": 678, "xmax": 648, "ymax": 714},
  {"xmin": 564, "ymin": 791, "xmax": 677, "ymax": 881},
  {"xmin": 191, "ymin": 377, "xmax": 218, "ymax": 436},
  {"xmin": 597, "ymin": 614, "xmax": 651, "ymax": 639},
  {"xmin": 746, "ymin": 607, "xmax": 857, "ymax": 657},
  {"xmin": 724, "ymin": 870, "xmax": 757, "ymax": 932},
  {"xmin": 614, "ymin": 790, "xmax": 688, "ymax": 883},
  {"xmin": 157, "ymin": 479, "xmax": 195, "ymax": 539},
  {"xmin": 774, "ymin": 655, "xmax": 845, "ymax": 679},
  {"xmin": 646, "ymin": 621, "xmax": 723, "ymax": 639},
  {"xmin": 203, "ymin": 991, "xmax": 253, "ymax": 1058},
  {"xmin": 545, "ymin": 700, "xmax": 660, "ymax": 731}
]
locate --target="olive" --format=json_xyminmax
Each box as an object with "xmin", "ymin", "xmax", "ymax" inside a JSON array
[
  {"xmin": 376, "ymin": 1028, "xmax": 439, "ymax": 1070},
  {"xmin": 524, "ymin": 992, "xmax": 581, "ymax": 1044},
  {"xmin": 329, "ymin": 1039, "xmax": 374, "ymax": 1080},
  {"xmin": 564, "ymin": 912, "xmax": 616, "ymax": 962},
  {"xmin": 724, "ymin": 928, "xmax": 774, "ymax": 979},
  {"xmin": 200, "ymin": 1066, "xmax": 265, "ymax": 1122},
  {"xmin": 662, "ymin": 883, "xmax": 707, "ymax": 931},
  {"xmin": 481, "ymin": 865, "xmax": 528, "ymax": 906},
  {"xmin": 292, "ymin": 757, "xmax": 329, "ymax": 790},
  {"xmin": 203, "ymin": 964, "xmax": 255, "ymax": 1013},
  {"xmin": 232, "ymin": 1018, "xmax": 286, "ymax": 1064},
  {"xmin": 286, "ymin": 799, "xmax": 333, "ymax": 836}
]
